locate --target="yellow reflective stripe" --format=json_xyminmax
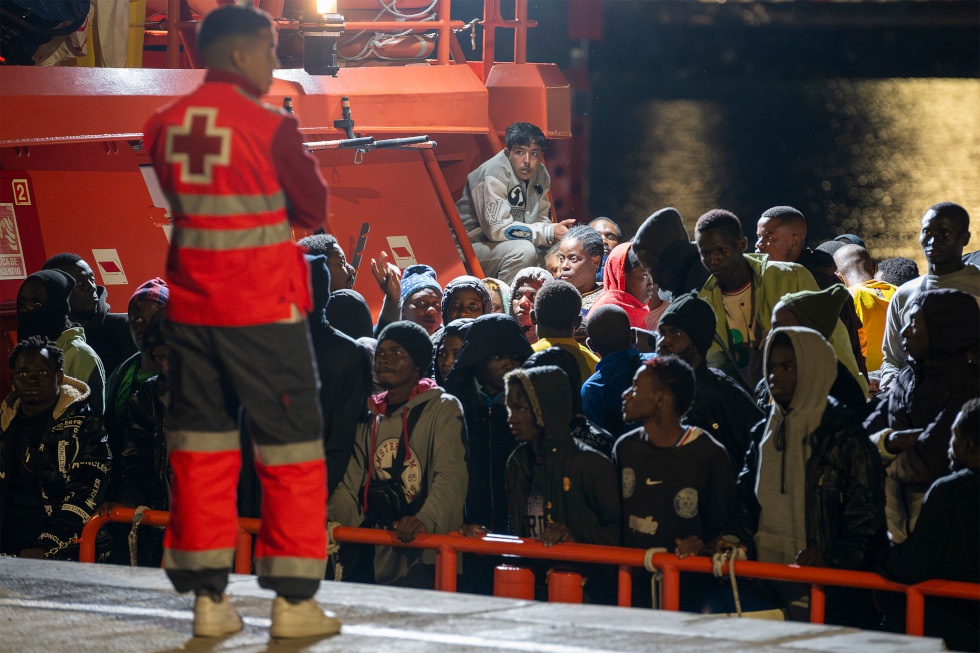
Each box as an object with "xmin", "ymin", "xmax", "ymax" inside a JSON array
[
  {"xmin": 254, "ymin": 556, "xmax": 327, "ymax": 580},
  {"xmin": 173, "ymin": 221, "xmax": 292, "ymax": 251},
  {"xmin": 167, "ymin": 429, "xmax": 240, "ymax": 453},
  {"xmin": 255, "ymin": 440, "xmax": 325, "ymax": 466},
  {"xmin": 164, "ymin": 547, "xmax": 235, "ymax": 570},
  {"xmin": 166, "ymin": 190, "xmax": 286, "ymax": 217}
]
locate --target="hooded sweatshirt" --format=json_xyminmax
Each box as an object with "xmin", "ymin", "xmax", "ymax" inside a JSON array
[
  {"xmin": 755, "ymin": 327, "xmax": 837, "ymax": 564},
  {"xmin": 1, "ymin": 376, "xmax": 111, "ymax": 559},
  {"xmin": 590, "ymin": 243, "xmax": 650, "ymax": 329},
  {"xmin": 504, "ymin": 366, "xmax": 620, "ymax": 546},
  {"xmin": 328, "ymin": 378, "xmax": 468, "ymax": 585}
]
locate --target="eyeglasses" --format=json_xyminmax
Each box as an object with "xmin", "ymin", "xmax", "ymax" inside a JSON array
[{"xmin": 449, "ymin": 301, "xmax": 483, "ymax": 313}]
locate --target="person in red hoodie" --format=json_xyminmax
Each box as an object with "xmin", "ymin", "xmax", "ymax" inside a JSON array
[
  {"xmin": 590, "ymin": 242, "xmax": 653, "ymax": 329},
  {"xmin": 143, "ymin": 5, "xmax": 336, "ymax": 639}
]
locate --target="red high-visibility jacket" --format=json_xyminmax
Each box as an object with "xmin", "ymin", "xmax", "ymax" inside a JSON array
[{"xmin": 144, "ymin": 70, "xmax": 328, "ymax": 326}]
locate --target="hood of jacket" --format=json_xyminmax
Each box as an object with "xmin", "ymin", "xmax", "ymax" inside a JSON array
[
  {"xmin": 1, "ymin": 375, "xmax": 90, "ymax": 430},
  {"xmin": 505, "ymin": 365, "xmax": 573, "ymax": 451},
  {"xmin": 764, "ymin": 326, "xmax": 836, "ymax": 419},
  {"xmin": 368, "ymin": 377, "xmax": 440, "ymax": 417},
  {"xmin": 446, "ymin": 313, "xmax": 533, "ymax": 384},
  {"xmin": 306, "ymin": 254, "xmax": 332, "ymax": 328}
]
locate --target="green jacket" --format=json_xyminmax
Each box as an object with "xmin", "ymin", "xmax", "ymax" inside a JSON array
[{"xmin": 699, "ymin": 254, "xmax": 819, "ymax": 386}]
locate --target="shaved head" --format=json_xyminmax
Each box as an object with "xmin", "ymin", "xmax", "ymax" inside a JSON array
[{"xmin": 833, "ymin": 244, "xmax": 875, "ymax": 286}]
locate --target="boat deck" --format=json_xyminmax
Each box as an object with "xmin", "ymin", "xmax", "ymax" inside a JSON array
[{"xmin": 0, "ymin": 558, "xmax": 945, "ymax": 652}]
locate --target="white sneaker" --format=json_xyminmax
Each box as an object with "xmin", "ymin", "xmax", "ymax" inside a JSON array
[
  {"xmin": 270, "ymin": 596, "xmax": 342, "ymax": 639},
  {"xmin": 193, "ymin": 593, "xmax": 243, "ymax": 637}
]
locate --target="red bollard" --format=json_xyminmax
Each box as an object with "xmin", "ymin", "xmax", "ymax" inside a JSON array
[
  {"xmin": 547, "ymin": 569, "xmax": 584, "ymax": 603},
  {"xmin": 493, "ymin": 564, "xmax": 536, "ymax": 599}
]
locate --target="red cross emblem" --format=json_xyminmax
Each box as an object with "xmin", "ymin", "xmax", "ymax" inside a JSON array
[{"xmin": 165, "ymin": 107, "xmax": 231, "ymax": 185}]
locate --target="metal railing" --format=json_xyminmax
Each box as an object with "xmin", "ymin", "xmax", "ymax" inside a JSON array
[{"xmin": 78, "ymin": 507, "xmax": 980, "ymax": 638}]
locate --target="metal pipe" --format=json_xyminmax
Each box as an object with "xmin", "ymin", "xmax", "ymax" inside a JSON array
[
  {"xmin": 421, "ymin": 148, "xmax": 484, "ymax": 277},
  {"xmin": 810, "ymin": 584, "xmax": 826, "ymax": 624}
]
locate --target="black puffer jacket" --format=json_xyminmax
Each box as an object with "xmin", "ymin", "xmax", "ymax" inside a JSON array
[
  {"xmin": 0, "ymin": 377, "xmax": 111, "ymax": 558},
  {"xmin": 505, "ymin": 366, "xmax": 620, "ymax": 546},
  {"xmin": 727, "ymin": 399, "xmax": 887, "ymax": 570},
  {"xmin": 115, "ymin": 374, "xmax": 169, "ymax": 510}
]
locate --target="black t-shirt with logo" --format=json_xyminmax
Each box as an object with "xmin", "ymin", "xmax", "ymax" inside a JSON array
[{"xmin": 612, "ymin": 426, "xmax": 736, "ymax": 551}]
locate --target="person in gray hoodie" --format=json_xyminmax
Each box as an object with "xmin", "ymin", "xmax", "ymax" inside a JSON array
[{"xmin": 328, "ymin": 321, "xmax": 468, "ymax": 588}]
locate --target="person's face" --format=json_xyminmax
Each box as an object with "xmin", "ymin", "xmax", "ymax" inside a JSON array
[
  {"xmin": 590, "ymin": 220, "xmax": 621, "ymax": 256},
  {"xmin": 488, "ymin": 289, "xmax": 504, "ymax": 314},
  {"xmin": 511, "ymin": 282, "xmax": 540, "ymax": 328},
  {"xmin": 327, "ymin": 245, "xmax": 355, "ymax": 291},
  {"xmin": 625, "ymin": 265, "xmax": 654, "ymax": 304},
  {"xmin": 770, "ymin": 302, "xmax": 800, "ymax": 330},
  {"xmin": 149, "ymin": 344, "xmax": 169, "ymax": 376},
  {"xmin": 129, "ymin": 299, "xmax": 164, "ymax": 353},
  {"xmin": 622, "ymin": 367, "xmax": 660, "ymax": 423},
  {"xmin": 11, "ymin": 348, "xmax": 63, "ymax": 416},
  {"xmin": 755, "ymin": 217, "xmax": 797, "ymax": 262},
  {"xmin": 657, "ymin": 324, "xmax": 700, "ymax": 367},
  {"xmin": 237, "ymin": 27, "xmax": 279, "ymax": 96},
  {"xmin": 558, "ymin": 238, "xmax": 601, "ymax": 293},
  {"xmin": 920, "ymin": 212, "xmax": 970, "ymax": 267},
  {"xmin": 402, "ymin": 288, "xmax": 443, "ymax": 335},
  {"xmin": 948, "ymin": 411, "xmax": 974, "ymax": 472},
  {"xmin": 696, "ymin": 228, "xmax": 747, "ymax": 283},
  {"xmin": 17, "ymin": 278, "xmax": 47, "ymax": 314},
  {"xmin": 437, "ymin": 334, "xmax": 463, "ymax": 381},
  {"xmin": 544, "ymin": 252, "xmax": 561, "ymax": 279},
  {"xmin": 506, "ymin": 382, "xmax": 542, "ymax": 444},
  {"xmin": 59, "ymin": 260, "xmax": 99, "ymax": 316},
  {"xmin": 900, "ymin": 304, "xmax": 930, "ymax": 362},
  {"xmin": 446, "ymin": 289, "xmax": 485, "ymax": 321},
  {"xmin": 375, "ymin": 339, "xmax": 421, "ymax": 392},
  {"xmin": 505, "ymin": 143, "xmax": 543, "ymax": 181},
  {"xmin": 479, "ymin": 354, "xmax": 522, "ymax": 395},
  {"xmin": 767, "ymin": 343, "xmax": 798, "ymax": 409}
]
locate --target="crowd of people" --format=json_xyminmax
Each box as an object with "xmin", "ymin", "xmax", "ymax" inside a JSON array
[{"xmin": 3, "ymin": 28, "xmax": 979, "ymax": 644}]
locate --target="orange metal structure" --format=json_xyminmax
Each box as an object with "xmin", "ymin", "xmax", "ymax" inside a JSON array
[
  {"xmin": 80, "ymin": 507, "xmax": 980, "ymax": 639},
  {"xmin": 0, "ymin": 0, "xmax": 571, "ymax": 392}
]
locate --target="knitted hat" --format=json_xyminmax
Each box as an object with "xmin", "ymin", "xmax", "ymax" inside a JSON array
[
  {"xmin": 658, "ymin": 291, "xmax": 717, "ymax": 357},
  {"xmin": 399, "ymin": 264, "xmax": 441, "ymax": 305},
  {"xmin": 913, "ymin": 288, "xmax": 980, "ymax": 359},
  {"xmin": 129, "ymin": 277, "xmax": 169, "ymax": 308},
  {"xmin": 778, "ymin": 284, "xmax": 849, "ymax": 339},
  {"xmin": 377, "ymin": 320, "xmax": 434, "ymax": 372},
  {"xmin": 442, "ymin": 275, "xmax": 492, "ymax": 321},
  {"xmin": 17, "ymin": 269, "xmax": 74, "ymax": 341}
]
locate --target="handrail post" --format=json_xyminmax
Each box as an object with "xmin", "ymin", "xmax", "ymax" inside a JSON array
[
  {"xmin": 435, "ymin": 544, "xmax": 458, "ymax": 592},
  {"xmin": 660, "ymin": 562, "xmax": 680, "ymax": 611},
  {"xmin": 436, "ymin": 0, "xmax": 451, "ymax": 65},
  {"xmin": 906, "ymin": 586, "xmax": 926, "ymax": 636},
  {"xmin": 513, "ymin": 0, "xmax": 527, "ymax": 65},
  {"xmin": 234, "ymin": 527, "xmax": 253, "ymax": 575},
  {"xmin": 617, "ymin": 564, "xmax": 632, "ymax": 607},
  {"xmin": 78, "ymin": 512, "xmax": 113, "ymax": 563},
  {"xmin": 809, "ymin": 584, "xmax": 826, "ymax": 624}
]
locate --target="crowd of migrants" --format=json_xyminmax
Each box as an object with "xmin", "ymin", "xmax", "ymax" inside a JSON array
[{"xmin": 5, "ymin": 122, "xmax": 980, "ymax": 649}]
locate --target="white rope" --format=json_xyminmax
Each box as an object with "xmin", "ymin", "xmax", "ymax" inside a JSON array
[
  {"xmin": 327, "ymin": 521, "xmax": 344, "ymax": 581},
  {"xmin": 643, "ymin": 547, "xmax": 667, "ymax": 609},
  {"xmin": 712, "ymin": 547, "xmax": 748, "ymax": 617},
  {"xmin": 127, "ymin": 505, "xmax": 149, "ymax": 567}
]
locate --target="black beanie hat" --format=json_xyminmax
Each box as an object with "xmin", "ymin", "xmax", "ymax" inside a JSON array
[
  {"xmin": 377, "ymin": 320, "xmax": 434, "ymax": 372},
  {"xmin": 17, "ymin": 269, "xmax": 75, "ymax": 341},
  {"xmin": 658, "ymin": 291, "xmax": 717, "ymax": 357}
]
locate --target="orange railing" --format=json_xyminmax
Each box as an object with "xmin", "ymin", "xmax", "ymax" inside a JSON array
[
  {"xmin": 79, "ymin": 507, "xmax": 980, "ymax": 638},
  {"xmin": 162, "ymin": 0, "xmax": 539, "ymax": 70}
]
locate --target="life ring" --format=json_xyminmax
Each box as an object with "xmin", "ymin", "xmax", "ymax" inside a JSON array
[{"xmin": 338, "ymin": 32, "xmax": 435, "ymax": 61}]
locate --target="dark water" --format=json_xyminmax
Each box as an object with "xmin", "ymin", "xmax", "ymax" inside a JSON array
[{"xmin": 513, "ymin": 2, "xmax": 980, "ymax": 268}]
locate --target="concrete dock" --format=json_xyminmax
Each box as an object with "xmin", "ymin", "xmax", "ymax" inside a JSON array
[{"xmin": 0, "ymin": 558, "xmax": 946, "ymax": 652}]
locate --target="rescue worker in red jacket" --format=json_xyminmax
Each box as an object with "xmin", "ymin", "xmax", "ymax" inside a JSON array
[{"xmin": 143, "ymin": 5, "xmax": 338, "ymax": 639}]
